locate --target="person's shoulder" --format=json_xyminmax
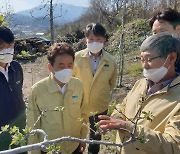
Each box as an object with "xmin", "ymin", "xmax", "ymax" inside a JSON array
[
  {"xmin": 103, "ymin": 50, "xmax": 116, "ymax": 62},
  {"xmin": 135, "ymin": 78, "xmax": 147, "ymax": 84},
  {"xmin": 132, "ymin": 78, "xmax": 147, "ymax": 89},
  {"xmin": 31, "ymin": 76, "xmax": 49, "ymax": 90},
  {"xmin": 170, "ymin": 75, "xmax": 180, "ymax": 89},
  {"xmin": 70, "ymin": 77, "xmax": 83, "ymax": 84},
  {"xmin": 10, "ymin": 60, "xmax": 22, "ymax": 69},
  {"xmin": 75, "ymin": 48, "xmax": 88, "ymax": 57},
  {"xmin": 69, "ymin": 77, "xmax": 83, "ymax": 89}
]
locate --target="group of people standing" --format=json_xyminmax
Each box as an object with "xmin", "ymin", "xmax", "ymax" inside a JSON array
[{"xmin": 0, "ymin": 7, "xmax": 179, "ymax": 154}]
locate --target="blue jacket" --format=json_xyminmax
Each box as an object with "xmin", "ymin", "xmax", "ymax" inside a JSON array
[{"xmin": 0, "ymin": 61, "xmax": 26, "ymax": 150}]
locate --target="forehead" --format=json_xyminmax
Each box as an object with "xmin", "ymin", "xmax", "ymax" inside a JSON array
[
  {"xmin": 140, "ymin": 50, "xmax": 158, "ymax": 57},
  {"xmin": 54, "ymin": 54, "xmax": 73, "ymax": 64},
  {"xmin": 152, "ymin": 20, "xmax": 174, "ymax": 31},
  {"xmin": 0, "ymin": 41, "xmax": 13, "ymax": 50},
  {"xmin": 87, "ymin": 31, "xmax": 104, "ymax": 39}
]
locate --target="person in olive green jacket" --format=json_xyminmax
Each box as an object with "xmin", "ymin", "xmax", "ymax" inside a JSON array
[
  {"xmin": 73, "ymin": 23, "xmax": 117, "ymax": 154},
  {"xmin": 26, "ymin": 42, "xmax": 88, "ymax": 154},
  {"xmin": 99, "ymin": 33, "xmax": 180, "ymax": 154}
]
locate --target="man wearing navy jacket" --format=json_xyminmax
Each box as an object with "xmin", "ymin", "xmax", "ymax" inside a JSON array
[{"xmin": 0, "ymin": 26, "xmax": 26, "ymax": 150}]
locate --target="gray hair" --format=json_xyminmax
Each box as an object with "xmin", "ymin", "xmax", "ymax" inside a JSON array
[{"xmin": 140, "ymin": 33, "xmax": 180, "ymax": 63}]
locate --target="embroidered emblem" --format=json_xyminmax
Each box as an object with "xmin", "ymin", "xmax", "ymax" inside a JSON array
[
  {"xmin": 104, "ymin": 64, "xmax": 109, "ymax": 67},
  {"xmin": 72, "ymin": 95, "xmax": 78, "ymax": 99},
  {"xmin": 16, "ymin": 80, "xmax": 21, "ymax": 84}
]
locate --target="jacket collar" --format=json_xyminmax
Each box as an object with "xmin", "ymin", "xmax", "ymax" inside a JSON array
[
  {"xmin": 146, "ymin": 75, "xmax": 180, "ymax": 94},
  {"xmin": 160, "ymin": 75, "xmax": 180, "ymax": 92},
  {"xmin": 169, "ymin": 75, "xmax": 180, "ymax": 89},
  {"xmin": 3, "ymin": 62, "xmax": 15, "ymax": 72},
  {"xmin": 47, "ymin": 73, "xmax": 74, "ymax": 93},
  {"xmin": 81, "ymin": 48, "xmax": 110, "ymax": 62}
]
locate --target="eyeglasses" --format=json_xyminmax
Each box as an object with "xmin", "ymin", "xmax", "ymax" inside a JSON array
[{"xmin": 141, "ymin": 56, "xmax": 161, "ymax": 63}]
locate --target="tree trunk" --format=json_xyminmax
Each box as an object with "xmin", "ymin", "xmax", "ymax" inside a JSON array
[
  {"xmin": 167, "ymin": 0, "xmax": 171, "ymax": 7},
  {"xmin": 117, "ymin": 0, "xmax": 126, "ymax": 87},
  {"xmin": 50, "ymin": 0, "xmax": 55, "ymax": 44},
  {"xmin": 173, "ymin": 0, "xmax": 177, "ymax": 10}
]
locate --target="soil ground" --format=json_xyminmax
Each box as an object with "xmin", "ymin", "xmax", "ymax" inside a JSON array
[{"xmin": 20, "ymin": 55, "xmax": 49, "ymax": 101}]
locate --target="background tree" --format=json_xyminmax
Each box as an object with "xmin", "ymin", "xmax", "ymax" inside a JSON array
[{"xmin": 30, "ymin": 0, "xmax": 66, "ymax": 44}]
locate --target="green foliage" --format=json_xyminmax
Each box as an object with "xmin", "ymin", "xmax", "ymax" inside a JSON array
[
  {"xmin": 136, "ymin": 19, "xmax": 150, "ymax": 30},
  {"xmin": 126, "ymin": 63, "xmax": 142, "ymax": 76},
  {"xmin": 0, "ymin": 125, "xmax": 9, "ymax": 134},
  {"xmin": 138, "ymin": 94, "xmax": 145, "ymax": 106},
  {"xmin": 0, "ymin": 125, "xmax": 27, "ymax": 148},
  {"xmin": 139, "ymin": 135, "xmax": 146, "ymax": 144},
  {"xmin": 0, "ymin": 15, "xmax": 8, "ymax": 26},
  {"xmin": 89, "ymin": 111, "xmax": 98, "ymax": 117},
  {"xmin": 47, "ymin": 144, "xmax": 61, "ymax": 154},
  {"xmin": 16, "ymin": 50, "xmax": 34, "ymax": 60},
  {"xmin": 15, "ymin": 50, "xmax": 44, "ymax": 60},
  {"xmin": 10, "ymin": 132, "xmax": 26, "ymax": 147},
  {"xmin": 107, "ymin": 101, "xmax": 118, "ymax": 116},
  {"xmin": 142, "ymin": 111, "xmax": 154, "ymax": 122},
  {"xmin": 9, "ymin": 126, "xmax": 19, "ymax": 134},
  {"xmin": 77, "ymin": 117, "xmax": 87, "ymax": 125},
  {"xmin": 107, "ymin": 19, "xmax": 151, "ymax": 54},
  {"xmin": 23, "ymin": 127, "xmax": 32, "ymax": 135}
]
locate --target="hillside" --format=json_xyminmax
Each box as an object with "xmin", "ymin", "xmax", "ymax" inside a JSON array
[{"xmin": 6, "ymin": 3, "xmax": 87, "ymax": 31}]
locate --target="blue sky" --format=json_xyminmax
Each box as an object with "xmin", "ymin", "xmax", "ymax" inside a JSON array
[{"xmin": 0, "ymin": 0, "xmax": 89, "ymax": 13}]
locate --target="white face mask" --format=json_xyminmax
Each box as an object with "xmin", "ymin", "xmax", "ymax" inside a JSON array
[
  {"xmin": 143, "ymin": 66, "xmax": 168, "ymax": 83},
  {"xmin": 87, "ymin": 42, "xmax": 104, "ymax": 53},
  {"xmin": 143, "ymin": 56, "xmax": 169, "ymax": 83},
  {"xmin": 0, "ymin": 48, "xmax": 14, "ymax": 63},
  {"xmin": 54, "ymin": 69, "xmax": 72, "ymax": 83}
]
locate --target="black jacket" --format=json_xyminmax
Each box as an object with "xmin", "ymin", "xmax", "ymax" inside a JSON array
[{"xmin": 0, "ymin": 61, "xmax": 26, "ymax": 150}]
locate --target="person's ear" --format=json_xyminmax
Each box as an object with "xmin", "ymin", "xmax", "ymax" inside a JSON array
[
  {"xmin": 103, "ymin": 37, "xmax": 106, "ymax": 43},
  {"xmin": 169, "ymin": 52, "xmax": 177, "ymax": 65},
  {"xmin": 175, "ymin": 25, "xmax": 180, "ymax": 35},
  {"xmin": 48, "ymin": 63, "xmax": 53, "ymax": 73},
  {"xmin": 85, "ymin": 38, "xmax": 88, "ymax": 44},
  {"xmin": 82, "ymin": 38, "xmax": 86, "ymax": 44}
]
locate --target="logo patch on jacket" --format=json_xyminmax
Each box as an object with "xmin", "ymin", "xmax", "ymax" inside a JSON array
[
  {"xmin": 104, "ymin": 64, "xmax": 109, "ymax": 67},
  {"xmin": 72, "ymin": 95, "xmax": 78, "ymax": 100},
  {"xmin": 16, "ymin": 80, "xmax": 21, "ymax": 84}
]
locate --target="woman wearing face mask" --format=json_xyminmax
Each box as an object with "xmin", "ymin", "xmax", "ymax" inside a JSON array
[
  {"xmin": 98, "ymin": 33, "xmax": 180, "ymax": 154},
  {"xmin": 73, "ymin": 23, "xmax": 117, "ymax": 154},
  {"xmin": 0, "ymin": 26, "xmax": 26, "ymax": 151},
  {"xmin": 27, "ymin": 43, "xmax": 89, "ymax": 154}
]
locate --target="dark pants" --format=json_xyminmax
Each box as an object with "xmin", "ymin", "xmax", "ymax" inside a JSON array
[
  {"xmin": 88, "ymin": 110, "xmax": 107, "ymax": 154},
  {"xmin": 41, "ymin": 144, "xmax": 82, "ymax": 154}
]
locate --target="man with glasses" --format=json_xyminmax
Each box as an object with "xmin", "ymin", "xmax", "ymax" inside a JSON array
[{"xmin": 98, "ymin": 33, "xmax": 180, "ymax": 154}]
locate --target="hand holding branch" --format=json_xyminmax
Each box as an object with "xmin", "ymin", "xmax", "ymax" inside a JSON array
[{"xmin": 98, "ymin": 115, "xmax": 126, "ymax": 131}]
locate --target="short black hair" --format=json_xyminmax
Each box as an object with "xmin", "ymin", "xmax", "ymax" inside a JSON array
[
  {"xmin": 149, "ymin": 8, "xmax": 180, "ymax": 29},
  {"xmin": 84, "ymin": 23, "xmax": 107, "ymax": 38},
  {"xmin": 0, "ymin": 26, "xmax": 14, "ymax": 44},
  {"xmin": 47, "ymin": 42, "xmax": 75, "ymax": 66}
]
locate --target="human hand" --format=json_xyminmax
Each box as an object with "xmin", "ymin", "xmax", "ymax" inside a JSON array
[
  {"xmin": 79, "ymin": 143, "xmax": 86, "ymax": 152},
  {"xmin": 98, "ymin": 115, "xmax": 126, "ymax": 131}
]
